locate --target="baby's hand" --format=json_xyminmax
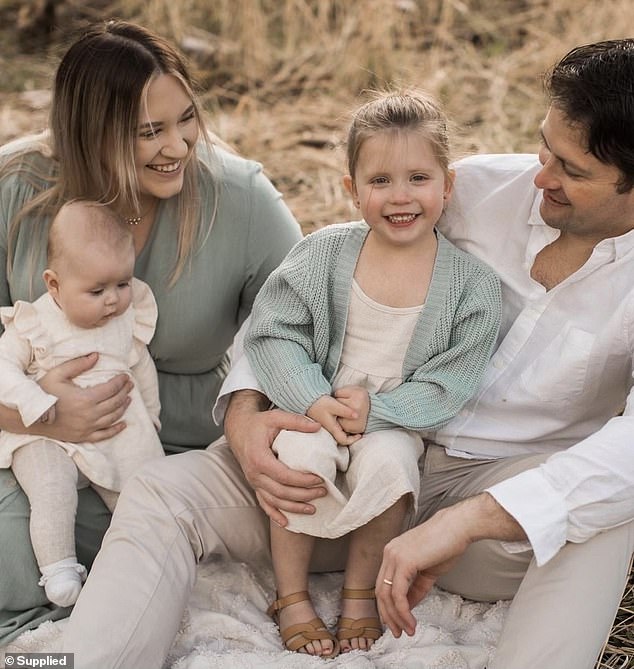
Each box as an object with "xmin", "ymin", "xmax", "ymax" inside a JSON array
[
  {"xmin": 334, "ymin": 385, "xmax": 370, "ymax": 434},
  {"xmin": 307, "ymin": 395, "xmax": 361, "ymax": 446}
]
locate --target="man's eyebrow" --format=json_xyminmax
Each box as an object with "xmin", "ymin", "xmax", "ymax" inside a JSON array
[{"xmin": 539, "ymin": 126, "xmax": 590, "ymax": 176}]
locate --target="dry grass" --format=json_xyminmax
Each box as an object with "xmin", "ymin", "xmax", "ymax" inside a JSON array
[{"xmin": 1, "ymin": 1, "xmax": 634, "ymax": 665}]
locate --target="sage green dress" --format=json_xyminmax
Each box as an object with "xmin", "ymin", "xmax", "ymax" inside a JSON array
[{"xmin": 0, "ymin": 136, "xmax": 302, "ymax": 643}]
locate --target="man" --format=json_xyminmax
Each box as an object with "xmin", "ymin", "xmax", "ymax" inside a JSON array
[{"xmin": 63, "ymin": 40, "xmax": 634, "ymax": 669}]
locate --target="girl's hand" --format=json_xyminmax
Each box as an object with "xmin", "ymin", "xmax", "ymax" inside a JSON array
[
  {"xmin": 36, "ymin": 353, "xmax": 133, "ymax": 442},
  {"xmin": 334, "ymin": 385, "xmax": 370, "ymax": 434},
  {"xmin": 307, "ymin": 395, "xmax": 362, "ymax": 446}
]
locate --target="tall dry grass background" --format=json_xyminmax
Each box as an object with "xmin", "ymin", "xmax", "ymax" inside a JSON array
[{"xmin": 0, "ymin": 0, "xmax": 634, "ymax": 666}]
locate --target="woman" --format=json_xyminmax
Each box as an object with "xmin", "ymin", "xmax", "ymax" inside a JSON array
[{"xmin": 0, "ymin": 19, "xmax": 302, "ymax": 643}]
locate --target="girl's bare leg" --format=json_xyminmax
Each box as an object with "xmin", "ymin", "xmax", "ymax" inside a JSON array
[
  {"xmin": 340, "ymin": 495, "xmax": 408, "ymax": 652},
  {"xmin": 270, "ymin": 520, "xmax": 336, "ymax": 657}
]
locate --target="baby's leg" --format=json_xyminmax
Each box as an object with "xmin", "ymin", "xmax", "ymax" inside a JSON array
[
  {"xmin": 91, "ymin": 485, "xmax": 118, "ymax": 513},
  {"xmin": 269, "ymin": 521, "xmax": 337, "ymax": 658},
  {"xmin": 12, "ymin": 441, "xmax": 86, "ymax": 606}
]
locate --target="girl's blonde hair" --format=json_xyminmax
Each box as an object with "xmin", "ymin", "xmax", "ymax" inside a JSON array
[
  {"xmin": 4, "ymin": 19, "xmax": 215, "ymax": 287},
  {"xmin": 346, "ymin": 89, "xmax": 451, "ymax": 180}
]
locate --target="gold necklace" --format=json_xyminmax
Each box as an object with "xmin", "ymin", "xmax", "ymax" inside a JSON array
[{"xmin": 124, "ymin": 201, "xmax": 157, "ymax": 226}]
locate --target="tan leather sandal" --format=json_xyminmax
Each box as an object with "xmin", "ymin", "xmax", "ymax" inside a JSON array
[
  {"xmin": 267, "ymin": 590, "xmax": 340, "ymax": 657},
  {"xmin": 336, "ymin": 587, "xmax": 383, "ymax": 648}
]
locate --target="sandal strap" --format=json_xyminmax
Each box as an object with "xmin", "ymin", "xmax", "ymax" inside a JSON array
[
  {"xmin": 341, "ymin": 587, "xmax": 376, "ymax": 600},
  {"xmin": 281, "ymin": 617, "xmax": 338, "ymax": 651},
  {"xmin": 337, "ymin": 616, "xmax": 383, "ymax": 642},
  {"xmin": 266, "ymin": 590, "xmax": 310, "ymax": 617}
]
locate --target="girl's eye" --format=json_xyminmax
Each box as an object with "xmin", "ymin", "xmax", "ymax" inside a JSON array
[
  {"xmin": 411, "ymin": 174, "xmax": 427, "ymax": 182},
  {"xmin": 180, "ymin": 111, "xmax": 196, "ymax": 124},
  {"xmin": 372, "ymin": 176, "xmax": 389, "ymax": 185}
]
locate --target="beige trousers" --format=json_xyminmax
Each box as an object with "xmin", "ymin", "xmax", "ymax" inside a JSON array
[{"xmin": 62, "ymin": 439, "xmax": 634, "ymax": 669}]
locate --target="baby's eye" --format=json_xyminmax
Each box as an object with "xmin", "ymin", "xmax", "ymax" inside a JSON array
[
  {"xmin": 118, "ymin": 281, "xmax": 131, "ymax": 289},
  {"xmin": 90, "ymin": 289, "xmax": 104, "ymax": 296}
]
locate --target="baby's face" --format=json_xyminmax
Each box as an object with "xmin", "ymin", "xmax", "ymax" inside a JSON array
[{"xmin": 50, "ymin": 242, "xmax": 136, "ymax": 329}]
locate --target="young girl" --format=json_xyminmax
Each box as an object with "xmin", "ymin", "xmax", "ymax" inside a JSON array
[
  {"xmin": 0, "ymin": 199, "xmax": 163, "ymax": 607},
  {"xmin": 245, "ymin": 90, "xmax": 502, "ymax": 657}
]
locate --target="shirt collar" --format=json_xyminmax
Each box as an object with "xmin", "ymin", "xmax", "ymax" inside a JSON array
[{"xmin": 527, "ymin": 190, "xmax": 634, "ymax": 260}]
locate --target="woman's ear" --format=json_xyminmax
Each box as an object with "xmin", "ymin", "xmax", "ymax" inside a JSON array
[{"xmin": 342, "ymin": 175, "xmax": 360, "ymax": 208}]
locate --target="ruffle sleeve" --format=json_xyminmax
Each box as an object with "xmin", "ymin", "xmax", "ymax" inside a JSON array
[
  {"xmin": 1, "ymin": 301, "xmax": 52, "ymax": 359},
  {"xmin": 0, "ymin": 300, "xmax": 57, "ymax": 427},
  {"xmin": 131, "ymin": 278, "xmax": 158, "ymax": 345}
]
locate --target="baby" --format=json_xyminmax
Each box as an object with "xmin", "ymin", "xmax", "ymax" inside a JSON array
[{"xmin": 0, "ymin": 200, "xmax": 164, "ymax": 606}]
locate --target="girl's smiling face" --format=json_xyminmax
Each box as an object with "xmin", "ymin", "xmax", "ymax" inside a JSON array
[{"xmin": 344, "ymin": 129, "xmax": 453, "ymax": 249}]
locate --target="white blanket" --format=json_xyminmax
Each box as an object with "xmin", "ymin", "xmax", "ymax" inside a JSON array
[{"xmin": 4, "ymin": 557, "xmax": 509, "ymax": 668}]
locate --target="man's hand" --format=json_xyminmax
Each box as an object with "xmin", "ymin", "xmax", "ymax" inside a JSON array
[
  {"xmin": 224, "ymin": 389, "xmax": 325, "ymax": 527},
  {"xmin": 36, "ymin": 353, "xmax": 133, "ymax": 442},
  {"xmin": 376, "ymin": 493, "xmax": 527, "ymax": 638},
  {"xmin": 334, "ymin": 385, "xmax": 370, "ymax": 434},
  {"xmin": 307, "ymin": 395, "xmax": 361, "ymax": 445}
]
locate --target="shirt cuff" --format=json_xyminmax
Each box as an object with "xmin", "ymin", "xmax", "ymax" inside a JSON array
[
  {"xmin": 212, "ymin": 351, "xmax": 263, "ymax": 425},
  {"xmin": 486, "ymin": 467, "xmax": 568, "ymax": 566}
]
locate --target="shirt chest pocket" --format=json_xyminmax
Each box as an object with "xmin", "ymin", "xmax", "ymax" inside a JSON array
[{"xmin": 519, "ymin": 325, "xmax": 595, "ymax": 402}]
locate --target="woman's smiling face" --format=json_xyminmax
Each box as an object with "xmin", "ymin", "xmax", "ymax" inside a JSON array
[{"xmin": 133, "ymin": 73, "xmax": 199, "ymax": 203}]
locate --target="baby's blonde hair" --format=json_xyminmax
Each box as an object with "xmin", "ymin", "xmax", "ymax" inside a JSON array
[{"xmin": 47, "ymin": 200, "xmax": 133, "ymax": 269}]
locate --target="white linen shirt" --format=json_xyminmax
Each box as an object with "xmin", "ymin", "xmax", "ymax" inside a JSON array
[{"xmin": 215, "ymin": 153, "xmax": 634, "ymax": 567}]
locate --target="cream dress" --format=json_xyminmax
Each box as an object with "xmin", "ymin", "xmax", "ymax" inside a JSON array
[
  {"xmin": 273, "ymin": 279, "xmax": 425, "ymax": 538},
  {"xmin": 0, "ymin": 278, "xmax": 163, "ymax": 492}
]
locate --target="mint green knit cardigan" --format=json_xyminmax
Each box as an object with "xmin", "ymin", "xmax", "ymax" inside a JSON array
[{"xmin": 245, "ymin": 221, "xmax": 501, "ymax": 432}]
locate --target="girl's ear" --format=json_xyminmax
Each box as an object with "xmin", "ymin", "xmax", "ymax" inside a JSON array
[
  {"xmin": 342, "ymin": 175, "xmax": 360, "ymax": 208},
  {"xmin": 443, "ymin": 168, "xmax": 456, "ymax": 203},
  {"xmin": 42, "ymin": 269, "xmax": 60, "ymax": 297}
]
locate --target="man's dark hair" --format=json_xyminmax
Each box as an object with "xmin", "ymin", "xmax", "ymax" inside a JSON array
[{"xmin": 545, "ymin": 39, "xmax": 634, "ymax": 192}]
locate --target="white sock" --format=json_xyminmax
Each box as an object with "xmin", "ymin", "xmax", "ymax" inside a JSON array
[{"xmin": 39, "ymin": 557, "xmax": 87, "ymax": 607}]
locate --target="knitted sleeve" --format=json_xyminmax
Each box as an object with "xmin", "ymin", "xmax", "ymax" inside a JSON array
[
  {"xmin": 365, "ymin": 265, "xmax": 501, "ymax": 432},
  {"xmin": 244, "ymin": 236, "xmax": 332, "ymax": 415}
]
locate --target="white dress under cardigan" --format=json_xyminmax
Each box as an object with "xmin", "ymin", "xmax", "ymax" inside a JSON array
[{"xmin": 273, "ymin": 279, "xmax": 425, "ymax": 538}]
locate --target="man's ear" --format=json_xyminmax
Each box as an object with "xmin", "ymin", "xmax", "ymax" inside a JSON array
[
  {"xmin": 342, "ymin": 175, "xmax": 360, "ymax": 209},
  {"xmin": 42, "ymin": 269, "xmax": 60, "ymax": 297}
]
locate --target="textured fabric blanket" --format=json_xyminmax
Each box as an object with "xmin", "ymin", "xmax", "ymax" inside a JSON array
[{"xmin": 3, "ymin": 557, "xmax": 509, "ymax": 668}]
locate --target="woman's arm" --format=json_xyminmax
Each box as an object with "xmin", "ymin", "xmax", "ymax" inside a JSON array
[{"xmin": 2, "ymin": 354, "xmax": 133, "ymax": 442}]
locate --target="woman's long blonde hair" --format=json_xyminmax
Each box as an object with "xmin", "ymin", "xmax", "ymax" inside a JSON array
[{"xmin": 4, "ymin": 19, "xmax": 215, "ymax": 287}]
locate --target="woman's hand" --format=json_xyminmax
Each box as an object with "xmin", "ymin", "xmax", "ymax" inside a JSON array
[
  {"xmin": 224, "ymin": 389, "xmax": 326, "ymax": 527},
  {"xmin": 36, "ymin": 353, "xmax": 133, "ymax": 442}
]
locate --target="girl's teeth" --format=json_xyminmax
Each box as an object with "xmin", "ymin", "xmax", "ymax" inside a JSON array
[{"xmin": 389, "ymin": 214, "xmax": 416, "ymax": 223}]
